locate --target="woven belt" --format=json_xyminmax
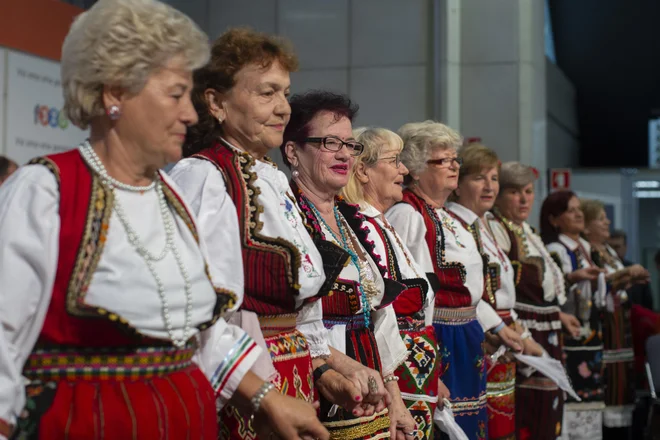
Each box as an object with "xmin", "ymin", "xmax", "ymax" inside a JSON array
[
  {"xmin": 23, "ymin": 342, "xmax": 196, "ymax": 381},
  {"xmin": 433, "ymin": 306, "xmax": 477, "ymax": 324},
  {"xmin": 258, "ymin": 313, "xmax": 297, "ymax": 337},
  {"xmin": 397, "ymin": 316, "xmax": 426, "ymax": 332},
  {"xmin": 324, "ymin": 313, "xmax": 367, "ymax": 330}
]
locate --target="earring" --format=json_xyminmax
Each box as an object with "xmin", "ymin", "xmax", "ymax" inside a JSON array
[
  {"xmin": 107, "ymin": 105, "xmax": 121, "ymax": 120},
  {"xmin": 217, "ymin": 116, "xmax": 224, "ymax": 124},
  {"xmin": 292, "ymin": 169, "xmax": 300, "ymax": 179}
]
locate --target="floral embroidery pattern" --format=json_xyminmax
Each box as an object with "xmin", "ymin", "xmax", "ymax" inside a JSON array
[{"xmin": 282, "ymin": 195, "xmax": 320, "ymax": 279}]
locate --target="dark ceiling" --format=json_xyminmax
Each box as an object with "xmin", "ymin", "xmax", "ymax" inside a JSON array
[{"xmin": 549, "ymin": 0, "xmax": 660, "ymax": 167}]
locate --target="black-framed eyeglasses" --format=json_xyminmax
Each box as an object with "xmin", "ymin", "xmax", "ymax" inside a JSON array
[
  {"xmin": 426, "ymin": 156, "xmax": 463, "ymax": 168},
  {"xmin": 378, "ymin": 154, "xmax": 402, "ymax": 168},
  {"xmin": 304, "ymin": 136, "xmax": 365, "ymax": 157}
]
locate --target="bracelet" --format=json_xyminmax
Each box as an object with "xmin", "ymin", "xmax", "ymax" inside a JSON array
[
  {"xmin": 383, "ymin": 375, "xmax": 399, "ymax": 384},
  {"xmin": 313, "ymin": 363, "xmax": 333, "ymax": 383},
  {"xmin": 491, "ymin": 322, "xmax": 506, "ymax": 334},
  {"xmin": 251, "ymin": 382, "xmax": 275, "ymax": 414}
]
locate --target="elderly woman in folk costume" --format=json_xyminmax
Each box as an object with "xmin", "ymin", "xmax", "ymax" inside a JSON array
[
  {"xmin": 341, "ymin": 126, "xmax": 451, "ymax": 440},
  {"xmin": 171, "ymin": 29, "xmax": 383, "ymax": 439},
  {"xmin": 448, "ymin": 144, "xmax": 547, "ymax": 440},
  {"xmin": 386, "ymin": 121, "xmax": 523, "ymax": 440},
  {"xmin": 281, "ymin": 91, "xmax": 417, "ymax": 439},
  {"xmin": 0, "ymin": 1, "xmax": 326, "ymax": 439},
  {"xmin": 580, "ymin": 199, "xmax": 648, "ymax": 440},
  {"xmin": 490, "ymin": 162, "xmax": 581, "ymax": 440}
]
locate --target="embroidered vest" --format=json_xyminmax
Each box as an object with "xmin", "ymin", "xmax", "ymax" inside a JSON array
[
  {"xmin": 293, "ymin": 186, "xmax": 405, "ymax": 319},
  {"xmin": 29, "ymin": 150, "xmax": 233, "ymax": 348},
  {"xmin": 194, "ymin": 141, "xmax": 312, "ymax": 315},
  {"xmin": 445, "ymin": 209, "xmax": 497, "ymax": 309},
  {"xmin": 365, "ymin": 218, "xmax": 429, "ymax": 317},
  {"xmin": 398, "ymin": 190, "xmax": 470, "ymax": 308},
  {"xmin": 491, "ymin": 213, "xmax": 554, "ymax": 308}
]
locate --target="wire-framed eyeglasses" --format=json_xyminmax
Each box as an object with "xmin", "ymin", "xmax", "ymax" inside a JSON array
[{"xmin": 304, "ymin": 136, "xmax": 365, "ymax": 157}]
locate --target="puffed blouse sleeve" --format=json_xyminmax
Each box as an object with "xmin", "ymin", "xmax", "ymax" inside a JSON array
[
  {"xmin": 167, "ymin": 161, "xmax": 269, "ymax": 402},
  {"xmin": 0, "ymin": 166, "xmax": 60, "ymax": 434}
]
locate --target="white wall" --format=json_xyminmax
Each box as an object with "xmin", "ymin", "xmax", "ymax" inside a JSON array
[
  {"xmin": 571, "ymin": 170, "xmax": 623, "ymax": 228},
  {"xmin": 546, "ymin": 58, "xmax": 580, "ymax": 168},
  {"xmin": 163, "ymin": 0, "xmax": 431, "ymax": 131},
  {"xmin": 161, "ymin": 0, "xmax": 433, "ymax": 169}
]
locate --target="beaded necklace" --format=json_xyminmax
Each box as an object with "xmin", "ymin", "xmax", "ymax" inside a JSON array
[{"xmin": 306, "ymin": 200, "xmax": 372, "ymax": 327}]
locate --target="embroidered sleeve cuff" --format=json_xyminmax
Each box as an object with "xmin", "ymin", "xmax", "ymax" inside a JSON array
[
  {"xmin": 212, "ymin": 333, "xmax": 262, "ymax": 408},
  {"xmin": 298, "ymin": 321, "xmax": 331, "ymax": 359}
]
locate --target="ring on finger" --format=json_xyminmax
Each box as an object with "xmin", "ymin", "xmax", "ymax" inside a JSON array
[{"xmin": 367, "ymin": 376, "xmax": 378, "ymax": 394}]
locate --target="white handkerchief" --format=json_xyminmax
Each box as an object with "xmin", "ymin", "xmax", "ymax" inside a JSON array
[
  {"xmin": 434, "ymin": 403, "xmax": 469, "ymax": 440},
  {"xmin": 513, "ymin": 353, "xmax": 581, "ymax": 401}
]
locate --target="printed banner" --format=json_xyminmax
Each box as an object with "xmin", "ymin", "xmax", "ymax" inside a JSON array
[{"xmin": 5, "ymin": 50, "xmax": 88, "ymax": 164}]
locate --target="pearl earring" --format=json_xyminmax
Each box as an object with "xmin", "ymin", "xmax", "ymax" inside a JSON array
[
  {"xmin": 217, "ymin": 116, "xmax": 224, "ymax": 124},
  {"xmin": 292, "ymin": 169, "xmax": 300, "ymax": 178},
  {"xmin": 107, "ymin": 105, "xmax": 121, "ymax": 120}
]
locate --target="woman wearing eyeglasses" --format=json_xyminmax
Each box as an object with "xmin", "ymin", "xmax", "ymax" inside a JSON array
[
  {"xmin": 171, "ymin": 29, "xmax": 377, "ymax": 439},
  {"xmin": 386, "ymin": 121, "xmax": 521, "ymax": 439},
  {"xmin": 340, "ymin": 126, "xmax": 449, "ymax": 440},
  {"xmin": 282, "ymin": 92, "xmax": 416, "ymax": 439}
]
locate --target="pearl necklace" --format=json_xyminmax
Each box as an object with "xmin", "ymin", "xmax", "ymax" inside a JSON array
[
  {"xmin": 79, "ymin": 143, "xmax": 193, "ymax": 348},
  {"xmin": 81, "ymin": 141, "xmax": 156, "ymax": 192}
]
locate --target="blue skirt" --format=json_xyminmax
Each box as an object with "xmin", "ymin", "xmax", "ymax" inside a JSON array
[{"xmin": 433, "ymin": 307, "xmax": 487, "ymax": 440}]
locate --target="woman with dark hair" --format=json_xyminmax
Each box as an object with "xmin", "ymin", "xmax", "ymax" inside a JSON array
[
  {"xmin": 170, "ymin": 29, "xmax": 378, "ymax": 439},
  {"xmin": 541, "ymin": 191, "xmax": 606, "ymax": 440},
  {"xmin": 282, "ymin": 91, "xmax": 417, "ymax": 439}
]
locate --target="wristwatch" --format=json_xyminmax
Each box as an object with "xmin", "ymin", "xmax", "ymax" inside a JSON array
[{"xmin": 313, "ymin": 363, "xmax": 333, "ymax": 383}]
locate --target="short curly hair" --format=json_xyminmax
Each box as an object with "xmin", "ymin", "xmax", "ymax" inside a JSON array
[
  {"xmin": 280, "ymin": 90, "xmax": 359, "ymax": 168},
  {"xmin": 61, "ymin": 0, "xmax": 210, "ymax": 130},
  {"xmin": 398, "ymin": 120, "xmax": 463, "ymax": 183},
  {"xmin": 184, "ymin": 28, "xmax": 299, "ymax": 156}
]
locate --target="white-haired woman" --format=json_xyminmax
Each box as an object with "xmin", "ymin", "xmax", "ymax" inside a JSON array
[
  {"xmin": 342, "ymin": 127, "xmax": 450, "ymax": 440},
  {"xmin": 0, "ymin": 1, "xmax": 327, "ymax": 439},
  {"xmin": 386, "ymin": 121, "xmax": 522, "ymax": 440}
]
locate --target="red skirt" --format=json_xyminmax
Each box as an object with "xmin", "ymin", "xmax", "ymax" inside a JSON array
[
  {"xmin": 16, "ymin": 344, "xmax": 217, "ymax": 440},
  {"xmin": 219, "ymin": 315, "xmax": 314, "ymax": 439},
  {"xmin": 486, "ymin": 311, "xmax": 516, "ymax": 440}
]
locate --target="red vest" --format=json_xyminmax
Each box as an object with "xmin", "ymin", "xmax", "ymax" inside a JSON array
[
  {"xmin": 192, "ymin": 141, "xmax": 305, "ymax": 315},
  {"xmin": 445, "ymin": 209, "xmax": 497, "ymax": 309},
  {"xmin": 29, "ymin": 150, "xmax": 232, "ymax": 348},
  {"xmin": 399, "ymin": 190, "xmax": 471, "ymax": 308},
  {"xmin": 365, "ymin": 218, "xmax": 428, "ymax": 316}
]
